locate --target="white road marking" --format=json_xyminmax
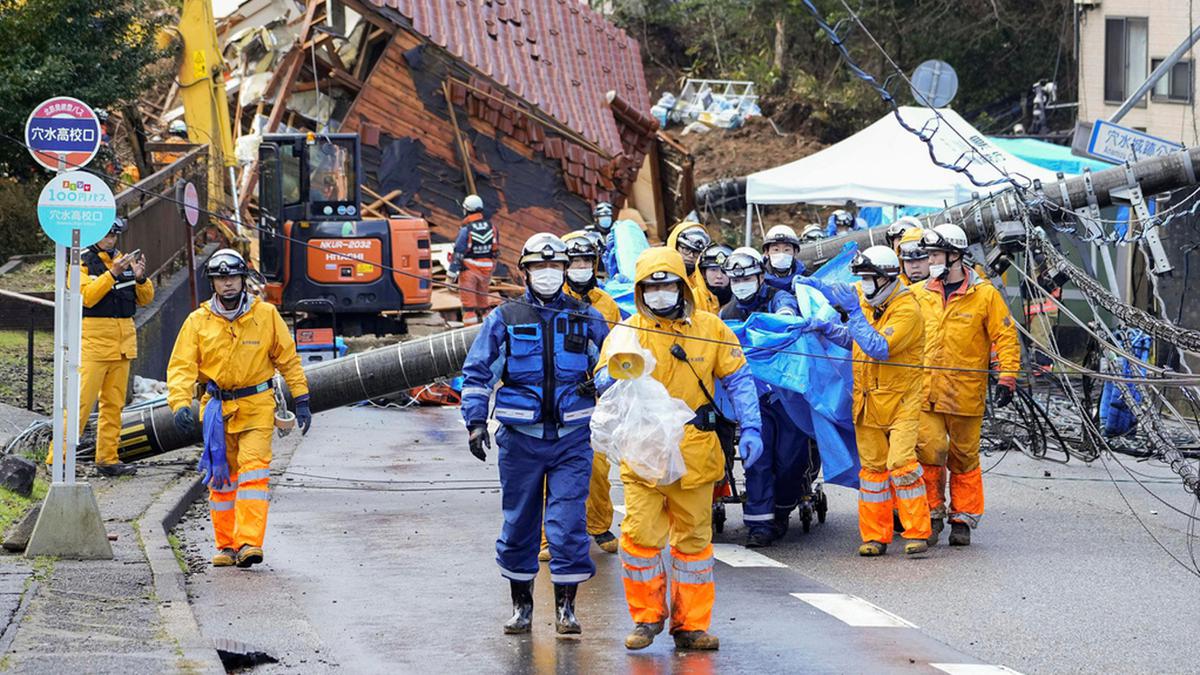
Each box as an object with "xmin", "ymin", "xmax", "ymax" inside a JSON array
[
  {"xmin": 931, "ymin": 665, "xmax": 1023, "ymax": 675},
  {"xmin": 790, "ymin": 593, "xmax": 917, "ymax": 628},
  {"xmin": 712, "ymin": 543, "xmax": 788, "ymax": 568}
]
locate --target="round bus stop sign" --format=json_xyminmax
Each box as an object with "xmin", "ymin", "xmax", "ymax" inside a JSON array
[
  {"xmin": 24, "ymin": 97, "xmax": 102, "ymax": 172},
  {"xmin": 37, "ymin": 171, "xmax": 116, "ymax": 248}
]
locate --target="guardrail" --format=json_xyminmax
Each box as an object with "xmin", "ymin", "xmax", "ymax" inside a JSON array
[{"xmin": 0, "ymin": 289, "xmax": 53, "ymax": 411}]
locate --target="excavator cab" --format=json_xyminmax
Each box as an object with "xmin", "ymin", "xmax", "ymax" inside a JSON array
[{"xmin": 257, "ymin": 133, "xmax": 432, "ymax": 335}]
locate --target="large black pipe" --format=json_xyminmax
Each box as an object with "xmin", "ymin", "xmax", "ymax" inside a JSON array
[{"xmin": 103, "ymin": 325, "xmax": 482, "ymax": 461}]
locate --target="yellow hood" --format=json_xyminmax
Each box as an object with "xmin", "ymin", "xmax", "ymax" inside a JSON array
[{"xmin": 633, "ymin": 246, "xmax": 694, "ymax": 318}]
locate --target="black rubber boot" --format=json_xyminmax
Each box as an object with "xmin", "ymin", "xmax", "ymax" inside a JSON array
[
  {"xmin": 745, "ymin": 528, "xmax": 775, "ymax": 548},
  {"xmin": 554, "ymin": 584, "xmax": 581, "ymax": 635},
  {"xmin": 928, "ymin": 517, "xmax": 945, "ymax": 546},
  {"xmin": 96, "ymin": 462, "xmax": 137, "ymax": 477},
  {"xmin": 948, "ymin": 522, "xmax": 971, "ymax": 546},
  {"xmin": 503, "ymin": 580, "xmax": 534, "ymax": 634}
]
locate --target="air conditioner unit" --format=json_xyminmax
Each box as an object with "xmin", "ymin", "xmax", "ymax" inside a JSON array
[{"xmin": 1074, "ymin": 0, "xmax": 1101, "ymax": 7}]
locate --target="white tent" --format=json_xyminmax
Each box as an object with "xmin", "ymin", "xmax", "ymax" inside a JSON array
[{"xmin": 745, "ymin": 107, "xmax": 1061, "ymax": 208}]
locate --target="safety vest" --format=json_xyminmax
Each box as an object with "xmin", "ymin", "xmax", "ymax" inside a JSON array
[
  {"xmin": 81, "ymin": 248, "xmax": 138, "ymax": 319},
  {"xmin": 462, "ymin": 216, "xmax": 496, "ymax": 259},
  {"xmin": 493, "ymin": 296, "xmax": 595, "ymax": 428},
  {"xmin": 719, "ymin": 286, "xmax": 781, "ymax": 322}
]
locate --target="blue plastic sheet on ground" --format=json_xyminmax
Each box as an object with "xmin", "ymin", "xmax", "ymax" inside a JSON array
[
  {"xmin": 724, "ymin": 241, "xmax": 863, "ymax": 488},
  {"xmin": 1100, "ymin": 329, "xmax": 1150, "ymax": 436}
]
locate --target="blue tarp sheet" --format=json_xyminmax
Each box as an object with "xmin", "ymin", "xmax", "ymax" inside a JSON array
[{"xmin": 987, "ymin": 137, "xmax": 1113, "ymax": 176}]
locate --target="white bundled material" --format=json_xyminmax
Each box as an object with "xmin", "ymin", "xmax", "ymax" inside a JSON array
[{"xmin": 590, "ymin": 325, "xmax": 693, "ymax": 486}]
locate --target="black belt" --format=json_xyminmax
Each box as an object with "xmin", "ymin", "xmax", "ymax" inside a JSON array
[{"xmin": 215, "ymin": 380, "xmax": 273, "ymax": 401}]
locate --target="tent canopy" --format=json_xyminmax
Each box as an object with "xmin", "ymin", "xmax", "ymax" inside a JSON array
[{"xmin": 746, "ymin": 107, "xmax": 1062, "ymax": 208}]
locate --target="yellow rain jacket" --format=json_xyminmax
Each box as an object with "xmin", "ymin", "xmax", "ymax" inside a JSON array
[
  {"xmin": 921, "ymin": 270, "xmax": 1021, "ymax": 417},
  {"xmin": 851, "ymin": 283, "xmax": 925, "ymax": 429},
  {"xmin": 167, "ymin": 297, "xmax": 309, "ymax": 433},
  {"xmin": 565, "ymin": 285, "xmax": 622, "ymax": 327},
  {"xmin": 597, "ymin": 247, "xmax": 748, "ymax": 489},
  {"xmin": 80, "ymin": 249, "xmax": 155, "ymax": 361},
  {"xmin": 665, "ymin": 223, "xmax": 719, "ymax": 315}
]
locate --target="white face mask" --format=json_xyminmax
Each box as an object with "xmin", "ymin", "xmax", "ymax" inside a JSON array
[
  {"xmin": 529, "ymin": 268, "xmax": 564, "ymax": 297},
  {"xmin": 929, "ymin": 263, "xmax": 947, "ymax": 280},
  {"xmin": 860, "ymin": 277, "xmax": 878, "ymax": 296},
  {"xmin": 731, "ymin": 279, "xmax": 759, "ymax": 301},
  {"xmin": 567, "ymin": 267, "xmax": 594, "ymax": 285},
  {"xmin": 643, "ymin": 289, "xmax": 679, "ymax": 311},
  {"xmin": 769, "ymin": 252, "xmax": 793, "ymax": 271}
]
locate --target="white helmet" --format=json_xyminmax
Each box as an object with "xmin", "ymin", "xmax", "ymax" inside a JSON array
[
  {"xmin": 922, "ymin": 223, "xmax": 969, "ymax": 253},
  {"xmin": 885, "ymin": 216, "xmax": 922, "ymax": 246},
  {"xmin": 462, "ymin": 194, "xmax": 485, "ymax": 214},
  {"xmin": 800, "ymin": 223, "xmax": 825, "ymax": 241},
  {"xmin": 723, "ymin": 247, "xmax": 764, "ymax": 278},
  {"xmin": 763, "ymin": 224, "xmax": 800, "ymax": 249},
  {"xmin": 518, "ymin": 233, "xmax": 568, "ymax": 267},
  {"xmin": 852, "ymin": 245, "xmax": 902, "ymax": 307}
]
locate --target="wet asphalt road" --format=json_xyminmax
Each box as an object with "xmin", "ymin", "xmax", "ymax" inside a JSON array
[{"xmin": 179, "ymin": 406, "xmax": 1199, "ymax": 673}]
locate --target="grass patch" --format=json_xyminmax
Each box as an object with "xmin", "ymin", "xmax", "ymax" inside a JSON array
[
  {"xmin": 0, "ymin": 329, "xmax": 53, "ymax": 413},
  {"xmin": 167, "ymin": 533, "xmax": 187, "ymax": 574},
  {"xmin": 0, "ymin": 477, "xmax": 48, "ymax": 536}
]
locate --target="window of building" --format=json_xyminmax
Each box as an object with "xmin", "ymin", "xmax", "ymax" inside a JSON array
[
  {"xmin": 1105, "ymin": 17, "xmax": 1149, "ymax": 105},
  {"xmin": 1151, "ymin": 58, "xmax": 1193, "ymax": 102}
]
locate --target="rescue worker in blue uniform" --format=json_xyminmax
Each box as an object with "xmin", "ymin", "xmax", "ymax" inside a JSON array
[
  {"xmin": 584, "ymin": 201, "xmax": 620, "ymax": 279},
  {"xmin": 762, "ymin": 224, "xmax": 806, "ymax": 292},
  {"xmin": 718, "ymin": 248, "xmax": 809, "ymax": 547},
  {"xmin": 460, "ymin": 233, "xmax": 610, "ymax": 637},
  {"xmin": 448, "ymin": 195, "xmax": 498, "ymax": 325}
]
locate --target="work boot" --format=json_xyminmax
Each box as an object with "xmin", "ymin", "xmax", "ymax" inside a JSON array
[
  {"xmin": 96, "ymin": 462, "xmax": 137, "ymax": 477},
  {"xmin": 903, "ymin": 539, "xmax": 929, "ymax": 555},
  {"xmin": 503, "ymin": 580, "xmax": 534, "ymax": 634},
  {"xmin": 857, "ymin": 541, "xmax": 887, "ymax": 557},
  {"xmin": 673, "ymin": 630, "xmax": 720, "ymax": 650},
  {"xmin": 211, "ymin": 548, "xmax": 236, "ymax": 567},
  {"xmin": 538, "ymin": 543, "xmax": 551, "ymax": 562},
  {"xmin": 745, "ymin": 529, "xmax": 774, "ymax": 548},
  {"xmin": 553, "ymin": 584, "xmax": 581, "ymax": 635},
  {"xmin": 235, "ymin": 545, "xmax": 264, "ymax": 568},
  {"xmin": 774, "ymin": 508, "xmax": 791, "ymax": 538},
  {"xmin": 948, "ymin": 522, "xmax": 971, "ymax": 546},
  {"xmin": 624, "ymin": 621, "xmax": 664, "ymax": 650},
  {"xmin": 593, "ymin": 531, "xmax": 618, "ymax": 554},
  {"xmin": 892, "ymin": 510, "xmax": 904, "ymax": 533},
  {"xmin": 927, "ymin": 517, "xmax": 945, "ymax": 546}
]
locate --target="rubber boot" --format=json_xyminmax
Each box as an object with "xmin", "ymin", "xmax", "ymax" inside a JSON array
[
  {"xmin": 593, "ymin": 531, "xmax": 618, "ymax": 554},
  {"xmin": 927, "ymin": 517, "xmax": 945, "ymax": 546},
  {"xmin": 625, "ymin": 621, "xmax": 664, "ymax": 650},
  {"xmin": 503, "ymin": 580, "xmax": 534, "ymax": 634},
  {"xmin": 96, "ymin": 462, "xmax": 137, "ymax": 477},
  {"xmin": 673, "ymin": 630, "xmax": 720, "ymax": 650},
  {"xmin": 857, "ymin": 541, "xmax": 887, "ymax": 557},
  {"xmin": 903, "ymin": 539, "xmax": 928, "ymax": 555},
  {"xmin": 554, "ymin": 584, "xmax": 581, "ymax": 635},
  {"xmin": 745, "ymin": 528, "xmax": 774, "ymax": 548},
  {"xmin": 211, "ymin": 548, "xmax": 236, "ymax": 567},
  {"xmin": 948, "ymin": 522, "xmax": 971, "ymax": 546}
]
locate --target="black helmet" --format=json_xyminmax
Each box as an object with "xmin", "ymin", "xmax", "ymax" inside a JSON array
[{"xmin": 206, "ymin": 248, "xmax": 249, "ymax": 277}]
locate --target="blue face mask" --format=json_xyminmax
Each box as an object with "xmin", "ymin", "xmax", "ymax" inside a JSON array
[{"xmin": 597, "ymin": 216, "xmax": 613, "ymax": 232}]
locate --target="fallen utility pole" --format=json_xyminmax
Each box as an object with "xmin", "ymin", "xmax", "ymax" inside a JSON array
[
  {"xmin": 794, "ymin": 146, "xmax": 1200, "ymax": 269},
  {"xmin": 100, "ymin": 325, "xmax": 481, "ymax": 462}
]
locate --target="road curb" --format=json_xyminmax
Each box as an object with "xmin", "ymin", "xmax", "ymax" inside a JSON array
[{"xmin": 140, "ymin": 473, "xmax": 225, "ymax": 674}]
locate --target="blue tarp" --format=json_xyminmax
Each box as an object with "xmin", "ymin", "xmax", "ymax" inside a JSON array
[
  {"xmin": 987, "ymin": 137, "xmax": 1113, "ymax": 176},
  {"xmin": 603, "ymin": 220, "xmax": 649, "ymax": 316},
  {"xmin": 1100, "ymin": 329, "xmax": 1151, "ymax": 437}
]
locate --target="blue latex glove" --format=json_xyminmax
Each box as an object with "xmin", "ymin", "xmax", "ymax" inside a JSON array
[
  {"xmin": 739, "ymin": 428, "xmax": 764, "ymax": 469},
  {"xmin": 173, "ymin": 407, "xmax": 195, "ymax": 435},
  {"xmin": 295, "ymin": 394, "xmax": 312, "ymax": 435},
  {"xmin": 720, "ymin": 365, "xmax": 762, "ymax": 441},
  {"xmin": 806, "ymin": 317, "xmax": 852, "ymax": 349},
  {"xmin": 796, "ymin": 277, "xmax": 860, "ymax": 313},
  {"xmin": 847, "ymin": 311, "xmax": 890, "ymax": 360}
]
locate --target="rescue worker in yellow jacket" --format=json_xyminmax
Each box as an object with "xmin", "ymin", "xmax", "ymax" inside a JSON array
[
  {"xmin": 800, "ymin": 246, "xmax": 932, "ymax": 556},
  {"xmin": 665, "ymin": 222, "xmax": 719, "ymax": 315},
  {"xmin": 595, "ymin": 247, "xmax": 762, "ymax": 651},
  {"xmin": 916, "ymin": 224, "xmax": 1020, "ymax": 546},
  {"xmin": 535, "ymin": 231, "xmax": 624, "ymax": 561},
  {"xmin": 50, "ymin": 217, "xmax": 153, "ymax": 477},
  {"xmin": 167, "ymin": 249, "xmax": 310, "ymax": 568},
  {"xmin": 897, "ymin": 227, "xmax": 930, "ymax": 285}
]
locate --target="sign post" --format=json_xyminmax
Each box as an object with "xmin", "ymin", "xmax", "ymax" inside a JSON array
[
  {"xmin": 24, "ymin": 97, "xmax": 114, "ymax": 560},
  {"xmin": 177, "ymin": 180, "xmax": 200, "ymax": 308}
]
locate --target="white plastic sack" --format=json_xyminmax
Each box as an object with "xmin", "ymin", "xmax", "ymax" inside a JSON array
[{"xmin": 590, "ymin": 326, "xmax": 694, "ymax": 486}]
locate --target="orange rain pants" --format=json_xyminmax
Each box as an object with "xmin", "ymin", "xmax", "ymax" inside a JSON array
[
  {"xmin": 458, "ymin": 260, "xmax": 494, "ymax": 324},
  {"xmin": 855, "ymin": 415, "xmax": 931, "ymax": 544},
  {"xmin": 618, "ymin": 476, "xmax": 715, "ymax": 633},
  {"xmin": 917, "ymin": 412, "xmax": 985, "ymax": 528},
  {"xmin": 207, "ymin": 427, "xmax": 273, "ymax": 550}
]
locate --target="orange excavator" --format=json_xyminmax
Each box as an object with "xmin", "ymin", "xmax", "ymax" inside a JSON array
[{"xmin": 256, "ymin": 132, "xmax": 432, "ymax": 335}]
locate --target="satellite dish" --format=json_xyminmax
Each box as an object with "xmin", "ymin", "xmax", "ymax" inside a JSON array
[{"xmin": 910, "ymin": 60, "xmax": 958, "ymax": 108}]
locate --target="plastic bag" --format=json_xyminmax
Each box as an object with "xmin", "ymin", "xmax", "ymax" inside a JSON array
[{"xmin": 590, "ymin": 326, "xmax": 694, "ymax": 485}]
